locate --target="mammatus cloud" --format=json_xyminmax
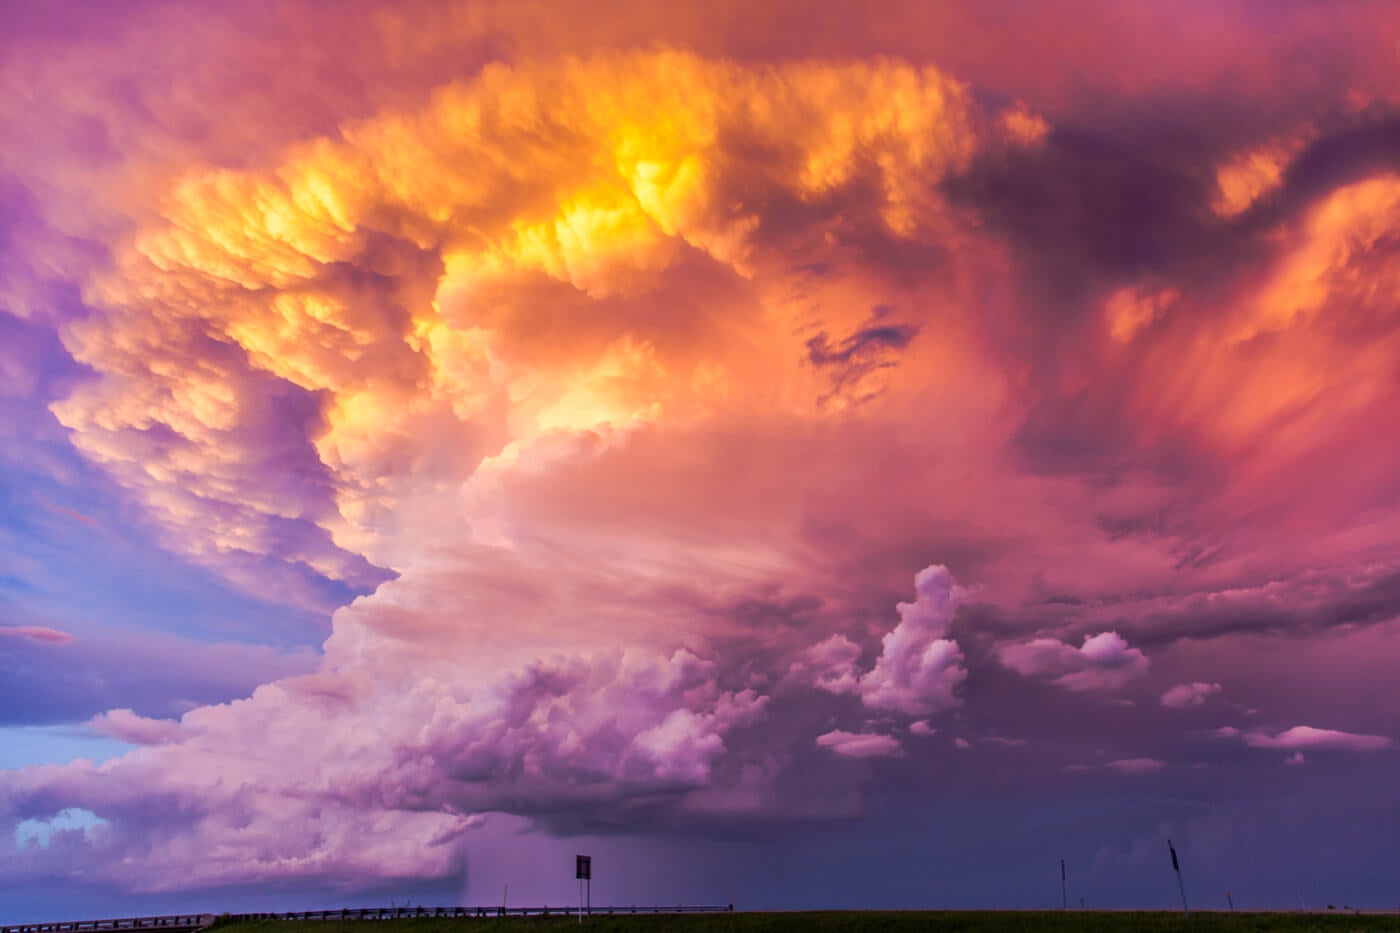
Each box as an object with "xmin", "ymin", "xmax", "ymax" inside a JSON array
[
  {"xmin": 997, "ymin": 631, "xmax": 1149, "ymax": 692},
  {"xmin": 1160, "ymin": 682, "xmax": 1222, "ymax": 709},
  {"xmin": 0, "ymin": 626, "xmax": 73, "ymax": 645}
]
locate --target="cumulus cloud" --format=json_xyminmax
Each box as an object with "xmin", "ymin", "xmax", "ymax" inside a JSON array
[
  {"xmin": 855, "ymin": 565, "xmax": 967, "ymax": 716},
  {"xmin": 815, "ymin": 730, "xmax": 903, "ymax": 759},
  {"xmin": 0, "ymin": 646, "xmax": 776, "ymax": 889},
  {"xmin": 1241, "ymin": 726, "xmax": 1392, "ymax": 752},
  {"xmin": 86, "ymin": 710, "xmax": 182, "ymax": 747},
  {"xmin": 998, "ymin": 631, "xmax": 1149, "ymax": 692},
  {"xmin": 1160, "ymin": 682, "xmax": 1222, "ymax": 709},
  {"xmin": 37, "ymin": 49, "xmax": 1047, "ymax": 603},
  {"xmin": 794, "ymin": 634, "xmax": 863, "ymax": 695},
  {"xmin": 793, "ymin": 566, "xmax": 968, "ymax": 718}
]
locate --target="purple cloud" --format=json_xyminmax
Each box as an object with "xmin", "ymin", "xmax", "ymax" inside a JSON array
[
  {"xmin": 1242, "ymin": 726, "xmax": 1392, "ymax": 752},
  {"xmin": 816, "ymin": 730, "xmax": 903, "ymax": 759},
  {"xmin": 1160, "ymin": 682, "xmax": 1222, "ymax": 709},
  {"xmin": 998, "ymin": 631, "xmax": 1149, "ymax": 692}
]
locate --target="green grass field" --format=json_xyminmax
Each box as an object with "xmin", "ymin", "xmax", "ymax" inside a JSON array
[{"xmin": 218, "ymin": 911, "xmax": 1400, "ymax": 933}]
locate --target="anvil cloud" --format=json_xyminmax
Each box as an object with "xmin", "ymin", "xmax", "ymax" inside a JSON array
[{"xmin": 2, "ymin": 0, "xmax": 1399, "ymax": 916}]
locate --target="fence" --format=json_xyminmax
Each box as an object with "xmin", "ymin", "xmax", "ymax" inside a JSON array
[
  {"xmin": 2, "ymin": 916, "xmax": 213, "ymax": 933},
  {"xmin": 226, "ymin": 906, "xmax": 734, "ymax": 920},
  {"xmin": 4, "ymin": 905, "xmax": 734, "ymax": 932}
]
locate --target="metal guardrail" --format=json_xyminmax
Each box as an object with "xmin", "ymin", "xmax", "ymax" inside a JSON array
[
  {"xmin": 2, "ymin": 916, "xmax": 213, "ymax": 933},
  {"xmin": 3, "ymin": 906, "xmax": 734, "ymax": 932},
  {"xmin": 226, "ymin": 906, "xmax": 734, "ymax": 920}
]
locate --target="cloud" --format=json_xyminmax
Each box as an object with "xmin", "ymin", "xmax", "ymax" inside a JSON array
[
  {"xmin": 85, "ymin": 710, "xmax": 181, "ymax": 747},
  {"xmin": 0, "ymin": 626, "xmax": 72, "ymax": 645},
  {"xmin": 1161, "ymin": 682, "xmax": 1222, "ymax": 709},
  {"xmin": 0, "ymin": 645, "xmax": 776, "ymax": 890},
  {"xmin": 1106, "ymin": 758, "xmax": 1165, "ymax": 775},
  {"xmin": 791, "ymin": 565, "xmax": 968, "ymax": 718},
  {"xmin": 1284, "ymin": 752, "xmax": 1306, "ymax": 767},
  {"xmin": 816, "ymin": 730, "xmax": 903, "ymax": 759},
  {"xmin": 4, "ymin": 1, "xmax": 1400, "ymax": 907},
  {"xmin": 794, "ymin": 634, "xmax": 862, "ymax": 695},
  {"xmin": 25, "ymin": 48, "xmax": 1048, "ymax": 613},
  {"xmin": 1241, "ymin": 726, "xmax": 1392, "ymax": 752},
  {"xmin": 998, "ymin": 631, "xmax": 1149, "ymax": 692},
  {"xmin": 855, "ymin": 565, "xmax": 967, "ymax": 716}
]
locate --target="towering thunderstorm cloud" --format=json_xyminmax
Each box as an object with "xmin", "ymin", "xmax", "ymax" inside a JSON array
[{"xmin": 1, "ymin": 0, "xmax": 1399, "ymax": 913}]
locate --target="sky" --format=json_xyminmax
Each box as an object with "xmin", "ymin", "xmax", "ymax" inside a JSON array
[{"xmin": 2, "ymin": 0, "xmax": 1400, "ymax": 919}]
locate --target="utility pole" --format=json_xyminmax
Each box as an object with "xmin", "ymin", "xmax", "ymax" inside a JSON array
[
  {"xmin": 1168, "ymin": 839, "xmax": 1189, "ymax": 917},
  {"xmin": 1060, "ymin": 858, "xmax": 1067, "ymax": 910}
]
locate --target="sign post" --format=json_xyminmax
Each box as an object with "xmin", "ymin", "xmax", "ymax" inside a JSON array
[{"xmin": 576, "ymin": 855, "xmax": 592, "ymax": 923}]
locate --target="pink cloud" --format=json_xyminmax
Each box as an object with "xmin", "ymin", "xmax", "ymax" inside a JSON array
[
  {"xmin": 1161, "ymin": 682, "xmax": 1222, "ymax": 709},
  {"xmin": 793, "ymin": 634, "xmax": 862, "ymax": 695},
  {"xmin": 816, "ymin": 730, "xmax": 903, "ymax": 759},
  {"xmin": 86, "ymin": 710, "xmax": 182, "ymax": 747},
  {"xmin": 3, "ymin": 0, "xmax": 1400, "ymax": 903},
  {"xmin": 1242, "ymin": 726, "xmax": 1392, "ymax": 752},
  {"xmin": 998, "ymin": 631, "xmax": 1149, "ymax": 692},
  {"xmin": 1107, "ymin": 758, "xmax": 1165, "ymax": 775},
  {"xmin": 0, "ymin": 626, "xmax": 73, "ymax": 645}
]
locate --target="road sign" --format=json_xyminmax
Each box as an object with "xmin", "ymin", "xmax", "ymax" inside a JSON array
[{"xmin": 576, "ymin": 855, "xmax": 592, "ymax": 880}]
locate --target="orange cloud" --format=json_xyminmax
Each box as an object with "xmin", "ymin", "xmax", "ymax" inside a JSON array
[{"xmin": 48, "ymin": 50, "xmax": 1046, "ymax": 588}]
